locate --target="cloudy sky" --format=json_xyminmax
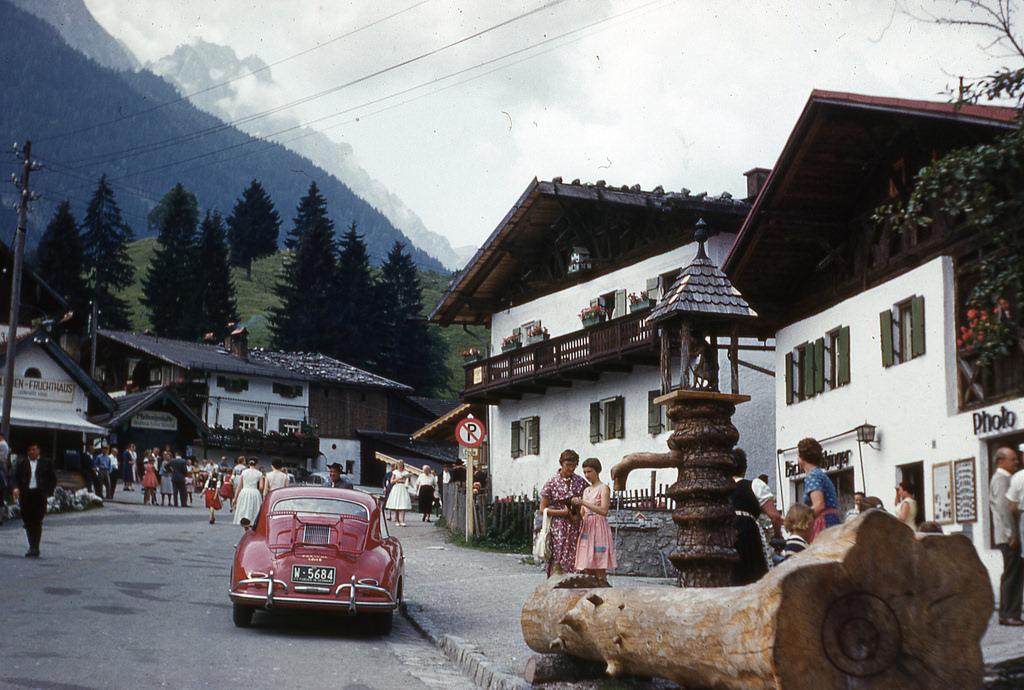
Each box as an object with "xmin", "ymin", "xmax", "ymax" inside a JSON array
[{"xmin": 82, "ymin": 0, "xmax": 1013, "ymax": 251}]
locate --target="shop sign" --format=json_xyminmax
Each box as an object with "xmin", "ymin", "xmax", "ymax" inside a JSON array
[
  {"xmin": 131, "ymin": 410, "xmax": 178, "ymax": 431},
  {"xmin": 973, "ymin": 405, "xmax": 1017, "ymax": 435},
  {"xmin": 0, "ymin": 375, "xmax": 73, "ymax": 402},
  {"xmin": 785, "ymin": 449, "xmax": 852, "ymax": 478}
]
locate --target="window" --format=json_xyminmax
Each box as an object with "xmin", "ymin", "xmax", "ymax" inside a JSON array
[
  {"xmin": 785, "ymin": 325, "xmax": 850, "ymax": 404},
  {"xmin": 590, "ymin": 397, "xmax": 625, "ymax": 442},
  {"xmin": 23, "ymin": 367, "xmax": 41, "ymax": 379},
  {"xmin": 598, "ymin": 289, "xmax": 627, "ymax": 319},
  {"xmin": 218, "ymin": 376, "xmax": 249, "ymax": 393},
  {"xmin": 278, "ymin": 419, "xmax": 302, "ymax": 434},
  {"xmin": 233, "ymin": 414, "xmax": 264, "ymax": 432},
  {"xmin": 880, "ymin": 295, "xmax": 925, "ymax": 367},
  {"xmin": 149, "ymin": 367, "xmax": 162, "ymax": 384},
  {"xmin": 647, "ymin": 390, "xmax": 665, "ymax": 434},
  {"xmin": 510, "ymin": 416, "xmax": 540, "ymax": 458},
  {"xmin": 273, "ymin": 382, "xmax": 303, "ymax": 399}
]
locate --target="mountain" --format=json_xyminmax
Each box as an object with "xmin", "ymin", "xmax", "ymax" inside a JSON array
[
  {"xmin": 9, "ymin": 0, "xmax": 139, "ymax": 72},
  {"xmin": 148, "ymin": 39, "xmax": 465, "ymax": 270},
  {"xmin": 0, "ymin": 0, "xmax": 443, "ymax": 272}
]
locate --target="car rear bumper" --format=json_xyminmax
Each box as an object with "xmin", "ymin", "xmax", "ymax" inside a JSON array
[{"xmin": 229, "ymin": 571, "xmax": 398, "ymax": 614}]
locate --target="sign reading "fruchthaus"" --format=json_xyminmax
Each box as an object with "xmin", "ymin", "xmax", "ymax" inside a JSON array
[{"xmin": 0, "ymin": 376, "xmax": 73, "ymax": 402}]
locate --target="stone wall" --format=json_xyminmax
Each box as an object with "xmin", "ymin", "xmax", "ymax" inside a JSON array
[{"xmin": 606, "ymin": 509, "xmax": 676, "ymax": 577}]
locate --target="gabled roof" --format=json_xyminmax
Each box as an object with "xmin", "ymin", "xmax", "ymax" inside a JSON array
[
  {"xmin": 722, "ymin": 90, "xmax": 1017, "ymax": 328},
  {"xmin": 429, "ymin": 177, "xmax": 749, "ymax": 326},
  {"xmin": 99, "ymin": 330, "xmax": 307, "ymax": 382},
  {"xmin": 0, "ymin": 326, "xmax": 115, "ymax": 412},
  {"xmin": 89, "ymin": 384, "xmax": 208, "ymax": 432},
  {"xmin": 247, "ymin": 349, "xmax": 413, "ymax": 391},
  {"xmin": 406, "ymin": 396, "xmax": 461, "ymax": 420},
  {"xmin": 357, "ymin": 429, "xmax": 460, "ymax": 464}
]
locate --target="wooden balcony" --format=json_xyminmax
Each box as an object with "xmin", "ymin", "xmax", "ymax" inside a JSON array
[
  {"xmin": 463, "ymin": 310, "xmax": 659, "ymax": 402},
  {"xmin": 957, "ymin": 339, "xmax": 1024, "ymax": 411},
  {"xmin": 201, "ymin": 428, "xmax": 320, "ymax": 457}
]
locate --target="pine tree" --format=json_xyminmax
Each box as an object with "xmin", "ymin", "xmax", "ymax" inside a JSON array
[
  {"xmin": 335, "ymin": 220, "xmax": 378, "ymax": 367},
  {"xmin": 36, "ymin": 200, "xmax": 88, "ymax": 317},
  {"xmin": 81, "ymin": 174, "xmax": 135, "ymax": 330},
  {"xmin": 375, "ymin": 242, "xmax": 450, "ymax": 395},
  {"xmin": 195, "ymin": 211, "xmax": 238, "ymax": 340},
  {"xmin": 227, "ymin": 179, "xmax": 281, "ymax": 280},
  {"xmin": 271, "ymin": 182, "xmax": 339, "ymax": 354},
  {"xmin": 142, "ymin": 184, "xmax": 200, "ymax": 340}
]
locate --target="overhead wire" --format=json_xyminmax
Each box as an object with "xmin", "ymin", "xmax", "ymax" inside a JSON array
[
  {"xmin": 60, "ymin": 0, "xmax": 571, "ymax": 169},
  {"xmin": 35, "ymin": 0, "xmax": 436, "ymax": 145}
]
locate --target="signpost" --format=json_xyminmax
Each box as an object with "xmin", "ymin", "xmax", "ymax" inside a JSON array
[{"xmin": 455, "ymin": 416, "xmax": 486, "ymax": 537}]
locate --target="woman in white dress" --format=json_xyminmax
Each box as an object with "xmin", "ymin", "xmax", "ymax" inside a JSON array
[
  {"xmin": 263, "ymin": 457, "xmax": 290, "ymax": 497},
  {"xmin": 384, "ymin": 461, "xmax": 412, "ymax": 526},
  {"xmin": 233, "ymin": 458, "xmax": 265, "ymax": 528}
]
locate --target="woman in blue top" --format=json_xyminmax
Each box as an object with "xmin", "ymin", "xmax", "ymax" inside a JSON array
[{"xmin": 798, "ymin": 437, "xmax": 841, "ymax": 541}]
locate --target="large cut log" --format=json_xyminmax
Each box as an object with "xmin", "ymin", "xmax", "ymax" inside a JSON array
[{"xmin": 522, "ymin": 510, "xmax": 992, "ymax": 689}]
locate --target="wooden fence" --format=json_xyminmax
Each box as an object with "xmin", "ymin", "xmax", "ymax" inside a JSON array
[
  {"xmin": 612, "ymin": 484, "xmax": 672, "ymax": 511},
  {"xmin": 441, "ymin": 483, "xmax": 538, "ymax": 540}
]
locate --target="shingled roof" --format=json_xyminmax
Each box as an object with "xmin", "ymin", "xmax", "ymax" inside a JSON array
[
  {"xmin": 648, "ymin": 226, "xmax": 757, "ymax": 326},
  {"xmin": 247, "ymin": 350, "xmax": 412, "ymax": 391}
]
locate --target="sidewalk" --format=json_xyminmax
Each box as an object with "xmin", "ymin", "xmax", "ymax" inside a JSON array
[{"xmin": 396, "ymin": 520, "xmax": 1024, "ymax": 689}]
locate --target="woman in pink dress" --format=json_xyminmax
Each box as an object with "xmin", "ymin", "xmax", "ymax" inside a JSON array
[
  {"xmin": 571, "ymin": 457, "xmax": 616, "ymax": 580},
  {"xmin": 141, "ymin": 452, "xmax": 159, "ymax": 506}
]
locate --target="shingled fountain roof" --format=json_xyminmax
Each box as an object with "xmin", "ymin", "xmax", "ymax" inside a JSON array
[{"xmin": 647, "ymin": 221, "xmax": 758, "ymax": 325}]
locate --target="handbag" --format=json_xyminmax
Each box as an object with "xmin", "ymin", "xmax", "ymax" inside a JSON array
[{"xmin": 533, "ymin": 508, "xmax": 552, "ymax": 562}]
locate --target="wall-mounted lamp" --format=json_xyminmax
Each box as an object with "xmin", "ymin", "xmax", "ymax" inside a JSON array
[{"xmin": 855, "ymin": 423, "xmax": 877, "ymax": 445}]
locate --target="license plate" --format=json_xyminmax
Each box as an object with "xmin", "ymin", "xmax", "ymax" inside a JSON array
[{"xmin": 291, "ymin": 565, "xmax": 335, "ymax": 585}]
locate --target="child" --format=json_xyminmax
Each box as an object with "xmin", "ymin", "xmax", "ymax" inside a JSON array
[
  {"xmin": 775, "ymin": 503, "xmax": 814, "ymax": 564},
  {"xmin": 204, "ymin": 472, "xmax": 222, "ymax": 524},
  {"xmin": 571, "ymin": 457, "xmax": 616, "ymax": 580}
]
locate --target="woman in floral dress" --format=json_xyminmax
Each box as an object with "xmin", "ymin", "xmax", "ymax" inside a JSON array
[{"xmin": 539, "ymin": 449, "xmax": 587, "ymax": 577}]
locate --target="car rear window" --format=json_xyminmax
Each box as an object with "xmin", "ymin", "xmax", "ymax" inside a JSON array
[{"xmin": 271, "ymin": 497, "xmax": 369, "ymax": 520}]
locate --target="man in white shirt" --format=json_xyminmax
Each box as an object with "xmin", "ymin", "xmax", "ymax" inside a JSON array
[{"xmin": 996, "ymin": 447, "xmax": 1023, "ymax": 625}]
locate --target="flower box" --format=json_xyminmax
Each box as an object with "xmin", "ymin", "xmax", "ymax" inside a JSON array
[
  {"xmin": 526, "ymin": 332, "xmax": 550, "ymax": 345},
  {"xmin": 629, "ymin": 298, "xmax": 654, "ymax": 312},
  {"xmin": 463, "ymin": 351, "xmax": 483, "ymax": 364},
  {"xmin": 581, "ymin": 312, "xmax": 608, "ymax": 328},
  {"xmin": 501, "ymin": 338, "xmax": 521, "ymax": 352}
]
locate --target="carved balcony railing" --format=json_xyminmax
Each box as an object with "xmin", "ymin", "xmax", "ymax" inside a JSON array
[
  {"xmin": 463, "ymin": 310, "xmax": 658, "ymax": 402},
  {"xmin": 957, "ymin": 338, "xmax": 1024, "ymax": 411}
]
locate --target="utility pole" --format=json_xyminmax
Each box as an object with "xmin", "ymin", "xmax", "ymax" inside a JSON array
[{"xmin": 2, "ymin": 141, "xmax": 33, "ymax": 439}]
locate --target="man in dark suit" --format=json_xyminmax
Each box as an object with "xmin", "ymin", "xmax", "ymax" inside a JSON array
[{"xmin": 11, "ymin": 442, "xmax": 58, "ymax": 557}]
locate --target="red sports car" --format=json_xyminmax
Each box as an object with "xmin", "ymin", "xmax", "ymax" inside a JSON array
[{"xmin": 228, "ymin": 487, "xmax": 404, "ymax": 634}]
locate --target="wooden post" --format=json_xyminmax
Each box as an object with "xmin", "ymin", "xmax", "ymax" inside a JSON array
[
  {"xmin": 730, "ymin": 325, "xmax": 739, "ymax": 395},
  {"xmin": 659, "ymin": 327, "xmax": 671, "ymax": 394},
  {"xmin": 522, "ymin": 511, "xmax": 992, "ymax": 689},
  {"xmin": 678, "ymin": 322, "xmax": 691, "ymax": 390}
]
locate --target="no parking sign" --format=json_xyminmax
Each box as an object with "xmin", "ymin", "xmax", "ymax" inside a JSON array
[{"xmin": 454, "ymin": 417, "xmax": 486, "ymax": 448}]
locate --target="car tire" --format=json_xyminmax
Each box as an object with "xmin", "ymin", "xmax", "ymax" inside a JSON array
[
  {"xmin": 369, "ymin": 611, "xmax": 393, "ymax": 636},
  {"xmin": 233, "ymin": 603, "xmax": 255, "ymax": 628}
]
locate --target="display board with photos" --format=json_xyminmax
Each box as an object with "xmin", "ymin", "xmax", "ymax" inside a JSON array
[
  {"xmin": 953, "ymin": 457, "xmax": 977, "ymax": 523},
  {"xmin": 931, "ymin": 461, "xmax": 954, "ymax": 525}
]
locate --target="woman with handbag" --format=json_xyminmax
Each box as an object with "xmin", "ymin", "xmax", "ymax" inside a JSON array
[{"xmin": 538, "ymin": 449, "xmax": 587, "ymax": 577}]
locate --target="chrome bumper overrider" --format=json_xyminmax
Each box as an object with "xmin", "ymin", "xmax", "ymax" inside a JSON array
[{"xmin": 230, "ymin": 572, "xmax": 396, "ymax": 614}]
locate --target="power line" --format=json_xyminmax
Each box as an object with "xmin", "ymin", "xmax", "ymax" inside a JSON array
[
  {"xmin": 35, "ymin": 0, "xmax": 435, "ymax": 145},
  {"xmin": 60, "ymin": 0, "xmax": 571, "ymax": 170}
]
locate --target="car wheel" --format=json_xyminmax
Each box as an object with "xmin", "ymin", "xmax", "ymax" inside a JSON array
[
  {"xmin": 369, "ymin": 611, "xmax": 393, "ymax": 636},
  {"xmin": 232, "ymin": 603, "xmax": 255, "ymax": 628}
]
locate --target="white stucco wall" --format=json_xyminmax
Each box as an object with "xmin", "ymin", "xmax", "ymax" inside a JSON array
[
  {"xmin": 775, "ymin": 255, "xmax": 1010, "ymax": 590},
  {"xmin": 8, "ymin": 344, "xmax": 93, "ymax": 431},
  {"xmin": 485, "ymin": 233, "xmax": 776, "ymax": 498},
  {"xmin": 317, "ymin": 437, "xmax": 361, "ymax": 481},
  {"xmin": 204, "ymin": 375, "xmax": 310, "ymax": 434}
]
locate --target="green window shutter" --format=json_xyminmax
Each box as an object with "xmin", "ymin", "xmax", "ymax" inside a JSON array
[
  {"xmin": 802, "ymin": 346, "xmax": 815, "ymax": 399},
  {"xmin": 526, "ymin": 417, "xmax": 540, "ymax": 455},
  {"xmin": 879, "ymin": 310, "xmax": 894, "ymax": 367},
  {"xmin": 615, "ymin": 289, "xmax": 627, "ymax": 318},
  {"xmin": 589, "ymin": 402, "xmax": 602, "ymax": 443},
  {"xmin": 511, "ymin": 420, "xmax": 521, "ymax": 458},
  {"xmin": 646, "ymin": 277, "xmax": 660, "ymax": 300},
  {"xmin": 613, "ymin": 396, "xmax": 625, "ymax": 439},
  {"xmin": 910, "ymin": 295, "xmax": 926, "ymax": 358},
  {"xmin": 648, "ymin": 390, "xmax": 663, "ymax": 434},
  {"xmin": 837, "ymin": 326, "xmax": 851, "ymax": 386},
  {"xmin": 813, "ymin": 338, "xmax": 825, "ymax": 394},
  {"xmin": 785, "ymin": 352, "xmax": 794, "ymax": 404}
]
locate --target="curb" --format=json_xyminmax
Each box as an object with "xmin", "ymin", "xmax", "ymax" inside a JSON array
[{"xmin": 402, "ymin": 600, "xmax": 530, "ymax": 690}]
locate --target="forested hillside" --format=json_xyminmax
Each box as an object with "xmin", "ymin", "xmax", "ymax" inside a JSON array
[{"xmin": 0, "ymin": 0, "xmax": 442, "ymax": 271}]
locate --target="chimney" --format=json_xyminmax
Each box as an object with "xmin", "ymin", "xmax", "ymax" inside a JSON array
[
  {"xmin": 743, "ymin": 167, "xmax": 770, "ymax": 202},
  {"xmin": 224, "ymin": 324, "xmax": 248, "ymax": 359}
]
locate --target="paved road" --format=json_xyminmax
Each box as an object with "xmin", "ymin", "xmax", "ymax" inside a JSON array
[{"xmin": 0, "ymin": 497, "xmax": 474, "ymax": 690}]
